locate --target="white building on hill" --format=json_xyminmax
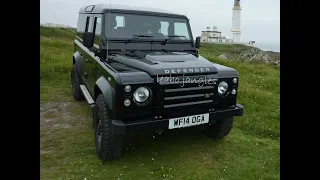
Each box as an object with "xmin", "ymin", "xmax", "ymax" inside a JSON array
[
  {"xmin": 200, "ymin": 0, "xmax": 244, "ymax": 44},
  {"xmin": 200, "ymin": 26, "xmax": 233, "ymax": 44}
]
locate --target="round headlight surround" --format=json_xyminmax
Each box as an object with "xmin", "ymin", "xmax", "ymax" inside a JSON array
[
  {"xmin": 218, "ymin": 81, "xmax": 229, "ymax": 95},
  {"xmin": 133, "ymin": 86, "xmax": 152, "ymax": 105}
]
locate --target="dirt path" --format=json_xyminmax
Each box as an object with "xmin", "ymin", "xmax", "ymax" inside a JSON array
[
  {"xmin": 40, "ymin": 101, "xmax": 88, "ymax": 124},
  {"xmin": 40, "ymin": 102, "xmax": 90, "ymax": 154}
]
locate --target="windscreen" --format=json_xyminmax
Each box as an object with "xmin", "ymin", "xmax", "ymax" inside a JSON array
[{"xmin": 105, "ymin": 13, "xmax": 192, "ymax": 40}]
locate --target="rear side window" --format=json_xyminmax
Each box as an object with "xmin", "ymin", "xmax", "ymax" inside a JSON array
[
  {"xmin": 85, "ymin": 16, "xmax": 94, "ymax": 32},
  {"xmin": 76, "ymin": 14, "xmax": 86, "ymax": 32},
  {"xmin": 94, "ymin": 17, "xmax": 102, "ymax": 35}
]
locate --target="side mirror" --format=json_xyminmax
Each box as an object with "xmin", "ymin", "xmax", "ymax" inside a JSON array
[
  {"xmin": 195, "ymin": 36, "xmax": 201, "ymax": 49},
  {"xmin": 83, "ymin": 32, "xmax": 94, "ymax": 48}
]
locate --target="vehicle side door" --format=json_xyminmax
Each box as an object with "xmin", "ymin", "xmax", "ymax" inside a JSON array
[
  {"xmin": 87, "ymin": 15, "xmax": 103, "ymax": 93},
  {"xmin": 82, "ymin": 14, "xmax": 94, "ymax": 92},
  {"xmin": 75, "ymin": 13, "xmax": 87, "ymax": 80}
]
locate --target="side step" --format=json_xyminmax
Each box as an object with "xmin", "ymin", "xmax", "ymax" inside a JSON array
[{"xmin": 80, "ymin": 85, "xmax": 95, "ymax": 107}]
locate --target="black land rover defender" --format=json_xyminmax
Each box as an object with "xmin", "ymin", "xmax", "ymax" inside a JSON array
[{"xmin": 71, "ymin": 3, "xmax": 244, "ymax": 161}]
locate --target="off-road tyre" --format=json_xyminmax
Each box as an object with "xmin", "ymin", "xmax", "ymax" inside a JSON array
[
  {"xmin": 71, "ymin": 65, "xmax": 85, "ymax": 101},
  {"xmin": 206, "ymin": 117, "xmax": 234, "ymax": 139},
  {"xmin": 94, "ymin": 94, "xmax": 124, "ymax": 161}
]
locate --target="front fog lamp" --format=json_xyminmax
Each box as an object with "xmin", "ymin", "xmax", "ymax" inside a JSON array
[
  {"xmin": 133, "ymin": 87, "xmax": 150, "ymax": 103},
  {"xmin": 231, "ymin": 89, "xmax": 237, "ymax": 95},
  {"xmin": 218, "ymin": 81, "xmax": 228, "ymax": 95},
  {"xmin": 124, "ymin": 99, "xmax": 131, "ymax": 106}
]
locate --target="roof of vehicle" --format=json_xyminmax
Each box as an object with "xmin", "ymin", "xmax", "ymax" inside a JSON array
[{"xmin": 79, "ymin": 3, "xmax": 186, "ymax": 17}]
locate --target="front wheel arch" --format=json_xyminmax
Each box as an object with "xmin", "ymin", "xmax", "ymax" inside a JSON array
[{"xmin": 94, "ymin": 76, "xmax": 115, "ymax": 119}]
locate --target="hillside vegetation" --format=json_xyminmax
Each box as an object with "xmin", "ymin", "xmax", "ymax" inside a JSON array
[
  {"xmin": 40, "ymin": 26, "xmax": 280, "ymax": 180},
  {"xmin": 200, "ymin": 43, "xmax": 280, "ymax": 63}
]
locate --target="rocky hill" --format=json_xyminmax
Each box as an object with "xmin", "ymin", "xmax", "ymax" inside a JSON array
[{"xmin": 200, "ymin": 43, "xmax": 280, "ymax": 66}]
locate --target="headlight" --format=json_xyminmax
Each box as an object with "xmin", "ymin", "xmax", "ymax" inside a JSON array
[
  {"xmin": 133, "ymin": 87, "xmax": 150, "ymax": 103},
  {"xmin": 218, "ymin": 81, "xmax": 228, "ymax": 95}
]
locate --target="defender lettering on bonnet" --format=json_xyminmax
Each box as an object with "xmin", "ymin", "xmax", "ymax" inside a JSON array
[{"xmin": 165, "ymin": 68, "xmax": 210, "ymax": 74}]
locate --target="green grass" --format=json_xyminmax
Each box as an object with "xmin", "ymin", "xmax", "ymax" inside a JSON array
[
  {"xmin": 199, "ymin": 43, "xmax": 253, "ymax": 57},
  {"xmin": 40, "ymin": 26, "xmax": 280, "ymax": 180}
]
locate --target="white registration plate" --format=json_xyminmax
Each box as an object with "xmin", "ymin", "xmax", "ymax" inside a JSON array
[{"xmin": 168, "ymin": 113, "xmax": 209, "ymax": 129}]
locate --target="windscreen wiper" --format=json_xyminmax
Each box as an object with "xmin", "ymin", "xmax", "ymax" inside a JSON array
[
  {"xmin": 125, "ymin": 35, "xmax": 154, "ymax": 44},
  {"xmin": 161, "ymin": 35, "xmax": 186, "ymax": 45}
]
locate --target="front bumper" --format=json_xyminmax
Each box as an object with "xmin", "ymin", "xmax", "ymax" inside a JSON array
[{"xmin": 112, "ymin": 104, "xmax": 244, "ymax": 135}]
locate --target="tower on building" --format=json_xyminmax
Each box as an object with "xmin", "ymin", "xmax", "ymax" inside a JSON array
[{"xmin": 231, "ymin": 0, "xmax": 241, "ymax": 43}]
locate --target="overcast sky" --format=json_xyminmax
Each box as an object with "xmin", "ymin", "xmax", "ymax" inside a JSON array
[{"xmin": 40, "ymin": 0, "xmax": 279, "ymax": 45}]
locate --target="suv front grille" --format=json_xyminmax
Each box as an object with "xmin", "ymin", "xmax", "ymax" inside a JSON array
[
  {"xmin": 156, "ymin": 75, "xmax": 217, "ymax": 116},
  {"xmin": 164, "ymin": 86, "xmax": 214, "ymax": 108}
]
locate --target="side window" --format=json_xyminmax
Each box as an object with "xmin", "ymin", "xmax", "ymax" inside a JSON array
[
  {"xmin": 85, "ymin": 16, "xmax": 94, "ymax": 32},
  {"xmin": 174, "ymin": 22, "xmax": 190, "ymax": 40},
  {"xmin": 76, "ymin": 14, "xmax": 86, "ymax": 32},
  {"xmin": 160, "ymin": 21, "xmax": 169, "ymax": 36},
  {"xmin": 94, "ymin": 17, "xmax": 102, "ymax": 35}
]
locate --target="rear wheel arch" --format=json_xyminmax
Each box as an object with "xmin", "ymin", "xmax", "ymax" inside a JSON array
[
  {"xmin": 71, "ymin": 65, "xmax": 85, "ymax": 101},
  {"xmin": 73, "ymin": 51, "xmax": 84, "ymax": 74}
]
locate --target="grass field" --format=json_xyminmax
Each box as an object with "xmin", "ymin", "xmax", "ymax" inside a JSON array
[{"xmin": 40, "ymin": 26, "xmax": 280, "ymax": 180}]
